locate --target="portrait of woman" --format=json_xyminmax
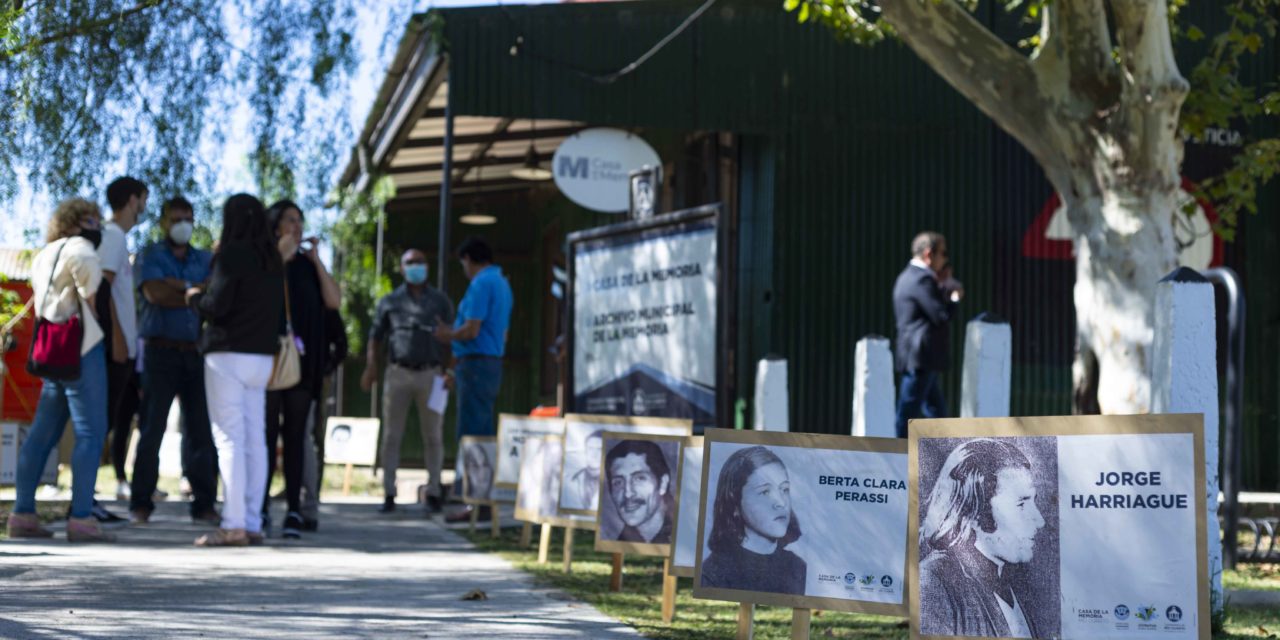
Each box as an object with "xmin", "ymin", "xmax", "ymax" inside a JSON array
[
  {"xmin": 463, "ymin": 442, "xmax": 495, "ymax": 501},
  {"xmin": 701, "ymin": 445, "xmax": 807, "ymax": 594}
]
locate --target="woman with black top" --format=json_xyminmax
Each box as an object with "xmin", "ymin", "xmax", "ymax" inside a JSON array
[
  {"xmin": 701, "ymin": 445, "xmax": 807, "ymax": 594},
  {"xmin": 262, "ymin": 200, "xmax": 340, "ymax": 539},
  {"xmin": 185, "ymin": 194, "xmax": 289, "ymax": 547}
]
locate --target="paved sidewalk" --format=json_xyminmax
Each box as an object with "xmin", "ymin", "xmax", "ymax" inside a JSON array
[{"xmin": 0, "ymin": 500, "xmax": 639, "ymax": 639}]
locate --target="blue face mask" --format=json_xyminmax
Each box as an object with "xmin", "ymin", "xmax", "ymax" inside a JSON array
[{"xmin": 405, "ymin": 264, "xmax": 428, "ymax": 285}]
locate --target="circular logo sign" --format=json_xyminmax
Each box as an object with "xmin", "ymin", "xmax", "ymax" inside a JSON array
[{"xmin": 552, "ymin": 128, "xmax": 661, "ymax": 213}]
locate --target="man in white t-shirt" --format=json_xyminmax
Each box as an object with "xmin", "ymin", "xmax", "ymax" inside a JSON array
[{"xmin": 99, "ymin": 177, "xmax": 148, "ymax": 508}]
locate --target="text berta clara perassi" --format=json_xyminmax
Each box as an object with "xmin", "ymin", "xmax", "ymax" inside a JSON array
[{"xmin": 1073, "ymin": 471, "xmax": 1189, "ymax": 509}]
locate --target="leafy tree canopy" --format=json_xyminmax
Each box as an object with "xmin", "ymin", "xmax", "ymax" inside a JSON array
[{"xmin": 0, "ymin": 0, "xmax": 411, "ymax": 237}]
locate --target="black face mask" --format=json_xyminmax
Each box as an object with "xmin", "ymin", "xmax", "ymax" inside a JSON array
[{"xmin": 79, "ymin": 229, "xmax": 102, "ymax": 249}]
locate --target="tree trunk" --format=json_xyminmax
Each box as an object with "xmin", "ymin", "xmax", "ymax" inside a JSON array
[{"xmin": 1070, "ymin": 189, "xmax": 1181, "ymax": 415}]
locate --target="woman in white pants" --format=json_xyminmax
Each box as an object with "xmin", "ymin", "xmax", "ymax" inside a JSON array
[{"xmin": 186, "ymin": 194, "xmax": 291, "ymax": 546}]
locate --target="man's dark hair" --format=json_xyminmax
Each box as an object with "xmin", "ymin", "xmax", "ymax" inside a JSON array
[
  {"xmin": 708, "ymin": 445, "xmax": 802, "ymax": 553},
  {"xmin": 163, "ymin": 196, "xmax": 194, "ymax": 219},
  {"xmin": 919, "ymin": 438, "xmax": 1033, "ymax": 553},
  {"xmin": 106, "ymin": 177, "xmax": 148, "ymax": 211},
  {"xmin": 911, "ymin": 231, "xmax": 946, "ymax": 258},
  {"xmin": 605, "ymin": 440, "xmax": 670, "ymax": 490},
  {"xmin": 456, "ymin": 236, "xmax": 493, "ymax": 263}
]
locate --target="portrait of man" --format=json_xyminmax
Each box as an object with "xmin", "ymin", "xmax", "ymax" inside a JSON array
[
  {"xmin": 565, "ymin": 429, "xmax": 604, "ymax": 510},
  {"xmin": 601, "ymin": 439, "xmax": 676, "ymax": 544},
  {"xmin": 918, "ymin": 437, "xmax": 1059, "ymax": 638}
]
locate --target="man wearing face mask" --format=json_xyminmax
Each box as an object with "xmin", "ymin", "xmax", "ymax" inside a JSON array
[
  {"xmin": 130, "ymin": 197, "xmax": 219, "ymax": 525},
  {"xmin": 362, "ymin": 249, "xmax": 455, "ymax": 514}
]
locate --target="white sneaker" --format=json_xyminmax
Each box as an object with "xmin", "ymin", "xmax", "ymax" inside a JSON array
[
  {"xmin": 116, "ymin": 481, "xmax": 131, "ymax": 501},
  {"xmin": 153, "ymin": 489, "xmax": 169, "ymax": 502}
]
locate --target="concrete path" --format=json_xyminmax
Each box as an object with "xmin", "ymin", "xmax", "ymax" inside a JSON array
[{"xmin": 0, "ymin": 500, "xmax": 640, "ymax": 639}]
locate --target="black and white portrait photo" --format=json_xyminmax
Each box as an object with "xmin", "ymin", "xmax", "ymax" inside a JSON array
[
  {"xmin": 596, "ymin": 435, "xmax": 681, "ymax": 554},
  {"xmin": 694, "ymin": 429, "xmax": 909, "ymax": 614},
  {"xmin": 701, "ymin": 445, "xmax": 807, "ymax": 594},
  {"xmin": 558, "ymin": 415, "xmax": 691, "ymax": 515},
  {"xmin": 917, "ymin": 436, "xmax": 1060, "ymax": 638},
  {"xmin": 459, "ymin": 437, "xmax": 496, "ymax": 504}
]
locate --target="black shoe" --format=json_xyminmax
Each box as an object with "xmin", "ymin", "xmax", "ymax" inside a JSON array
[
  {"xmin": 88, "ymin": 501, "xmax": 128, "ymax": 527},
  {"xmin": 378, "ymin": 497, "xmax": 396, "ymax": 514},
  {"xmin": 301, "ymin": 517, "xmax": 318, "ymax": 532},
  {"xmin": 426, "ymin": 495, "xmax": 443, "ymax": 514},
  {"xmin": 282, "ymin": 512, "xmax": 303, "ymax": 539}
]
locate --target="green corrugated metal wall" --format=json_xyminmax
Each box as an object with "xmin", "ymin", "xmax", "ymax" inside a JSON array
[{"xmin": 437, "ymin": 0, "xmax": 1280, "ymax": 488}]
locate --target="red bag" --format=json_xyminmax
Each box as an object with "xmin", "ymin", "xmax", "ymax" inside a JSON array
[{"xmin": 26, "ymin": 240, "xmax": 83, "ymax": 381}]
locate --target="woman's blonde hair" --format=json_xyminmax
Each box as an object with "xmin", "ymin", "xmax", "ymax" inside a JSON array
[{"xmin": 45, "ymin": 198, "xmax": 101, "ymax": 243}]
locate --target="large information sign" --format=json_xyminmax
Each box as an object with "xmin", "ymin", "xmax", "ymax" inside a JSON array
[
  {"xmin": 909, "ymin": 414, "xmax": 1208, "ymax": 640},
  {"xmin": 567, "ymin": 206, "xmax": 727, "ymax": 427},
  {"xmin": 693, "ymin": 428, "xmax": 910, "ymax": 615}
]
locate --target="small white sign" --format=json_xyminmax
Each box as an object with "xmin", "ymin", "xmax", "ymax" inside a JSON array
[
  {"xmin": 323, "ymin": 417, "xmax": 381, "ymax": 466},
  {"xmin": 553, "ymin": 128, "xmax": 661, "ymax": 213}
]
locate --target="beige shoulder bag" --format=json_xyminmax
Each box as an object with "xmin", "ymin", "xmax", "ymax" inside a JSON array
[{"xmin": 267, "ymin": 275, "xmax": 301, "ymax": 391}]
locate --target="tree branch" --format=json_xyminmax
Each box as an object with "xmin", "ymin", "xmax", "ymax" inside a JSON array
[
  {"xmin": 1108, "ymin": 0, "xmax": 1188, "ymax": 192},
  {"xmin": 879, "ymin": 0, "xmax": 1066, "ymax": 189},
  {"xmin": 1032, "ymin": 0, "xmax": 1119, "ymax": 114},
  {"xmin": 2, "ymin": 0, "xmax": 164, "ymax": 58}
]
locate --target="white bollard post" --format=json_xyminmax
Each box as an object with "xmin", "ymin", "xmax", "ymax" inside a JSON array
[
  {"xmin": 852, "ymin": 335, "xmax": 895, "ymax": 437},
  {"xmin": 753, "ymin": 356, "xmax": 789, "ymax": 432},
  {"xmin": 1151, "ymin": 267, "xmax": 1222, "ymax": 618},
  {"xmin": 959, "ymin": 313, "xmax": 1013, "ymax": 418}
]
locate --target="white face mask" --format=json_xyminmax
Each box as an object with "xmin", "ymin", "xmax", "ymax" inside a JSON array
[{"xmin": 169, "ymin": 221, "xmax": 194, "ymax": 245}]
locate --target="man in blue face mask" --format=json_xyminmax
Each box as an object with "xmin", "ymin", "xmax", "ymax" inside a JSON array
[{"xmin": 362, "ymin": 248, "xmax": 455, "ymax": 514}]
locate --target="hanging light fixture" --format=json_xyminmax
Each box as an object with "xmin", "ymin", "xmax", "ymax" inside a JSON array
[
  {"xmin": 510, "ymin": 119, "xmax": 553, "ymax": 181},
  {"xmin": 461, "ymin": 155, "xmax": 497, "ymax": 225}
]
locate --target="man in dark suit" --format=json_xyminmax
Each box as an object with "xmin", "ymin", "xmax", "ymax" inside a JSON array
[{"xmin": 892, "ymin": 231, "xmax": 962, "ymax": 438}]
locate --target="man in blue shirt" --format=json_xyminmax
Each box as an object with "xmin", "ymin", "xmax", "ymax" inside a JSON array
[
  {"xmin": 435, "ymin": 237, "xmax": 512, "ymax": 521},
  {"xmin": 129, "ymin": 198, "xmax": 219, "ymax": 524},
  {"xmin": 435, "ymin": 237, "xmax": 513, "ymax": 440}
]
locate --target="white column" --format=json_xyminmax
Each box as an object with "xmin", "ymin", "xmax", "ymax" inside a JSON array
[
  {"xmin": 960, "ymin": 312, "xmax": 1013, "ymax": 418},
  {"xmin": 1151, "ymin": 266, "xmax": 1222, "ymax": 616},
  {"xmin": 852, "ymin": 335, "xmax": 895, "ymax": 437},
  {"xmin": 753, "ymin": 356, "xmax": 789, "ymax": 432}
]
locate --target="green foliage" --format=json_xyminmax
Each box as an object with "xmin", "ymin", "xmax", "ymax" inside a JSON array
[
  {"xmin": 1180, "ymin": 0, "xmax": 1280, "ymax": 239},
  {"xmin": 0, "ymin": 0, "xmax": 383, "ymax": 235},
  {"xmin": 789, "ymin": 0, "xmax": 1280, "ymax": 240},
  {"xmin": 328, "ymin": 174, "xmax": 396, "ymax": 359}
]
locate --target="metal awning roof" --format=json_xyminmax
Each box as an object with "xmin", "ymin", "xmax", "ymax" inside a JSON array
[{"xmin": 342, "ymin": 22, "xmax": 583, "ymax": 203}]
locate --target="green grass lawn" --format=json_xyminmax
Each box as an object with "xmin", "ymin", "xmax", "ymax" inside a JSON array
[{"xmin": 460, "ymin": 526, "xmax": 1280, "ymax": 639}]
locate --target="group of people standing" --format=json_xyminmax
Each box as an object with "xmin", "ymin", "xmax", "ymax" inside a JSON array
[{"xmin": 6, "ymin": 177, "xmax": 512, "ymax": 546}]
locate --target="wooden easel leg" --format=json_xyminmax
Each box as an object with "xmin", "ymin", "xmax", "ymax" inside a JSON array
[
  {"xmin": 660, "ymin": 558, "xmax": 677, "ymax": 623},
  {"xmin": 562, "ymin": 524, "xmax": 576, "ymax": 573},
  {"xmin": 469, "ymin": 507, "xmax": 478, "ymax": 534},
  {"xmin": 489, "ymin": 502, "xmax": 500, "ymax": 539},
  {"xmin": 609, "ymin": 552, "xmax": 624, "ymax": 591},
  {"xmin": 519, "ymin": 522, "xmax": 533, "ymax": 547},
  {"xmin": 537, "ymin": 523, "xmax": 552, "ymax": 564},
  {"xmin": 736, "ymin": 603, "xmax": 754, "ymax": 640},
  {"xmin": 790, "ymin": 608, "xmax": 811, "ymax": 640},
  {"xmin": 342, "ymin": 463, "xmax": 353, "ymax": 496}
]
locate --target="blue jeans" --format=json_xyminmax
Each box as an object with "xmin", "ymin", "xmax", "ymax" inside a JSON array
[
  {"xmin": 15, "ymin": 343, "xmax": 107, "ymax": 518},
  {"xmin": 895, "ymin": 369, "xmax": 946, "ymax": 438},
  {"xmin": 455, "ymin": 356, "xmax": 503, "ymax": 440}
]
